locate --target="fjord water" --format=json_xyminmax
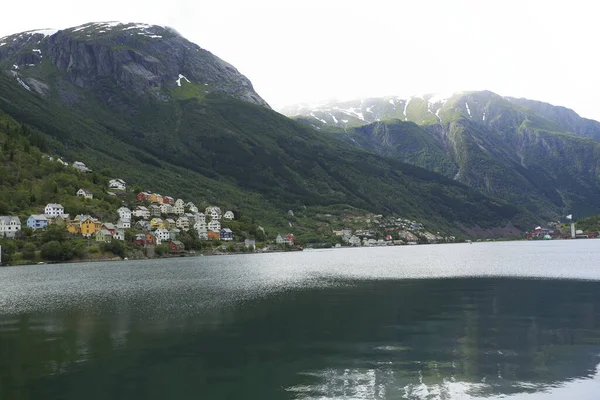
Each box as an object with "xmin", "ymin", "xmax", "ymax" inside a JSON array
[{"xmin": 2, "ymin": 242, "xmax": 600, "ymax": 399}]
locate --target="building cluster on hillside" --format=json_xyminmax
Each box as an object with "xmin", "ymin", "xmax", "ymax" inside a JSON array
[
  {"xmin": 134, "ymin": 192, "xmax": 235, "ymax": 244},
  {"xmin": 331, "ymin": 215, "xmax": 455, "ymax": 247},
  {"xmin": 0, "ymin": 182, "xmax": 238, "ymax": 248}
]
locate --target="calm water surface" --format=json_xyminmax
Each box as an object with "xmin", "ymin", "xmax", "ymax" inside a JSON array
[{"xmin": 2, "ymin": 241, "xmax": 600, "ymax": 399}]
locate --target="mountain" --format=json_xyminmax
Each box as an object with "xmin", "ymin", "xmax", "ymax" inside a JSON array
[
  {"xmin": 286, "ymin": 91, "xmax": 600, "ymax": 219},
  {"xmin": 0, "ymin": 23, "xmax": 529, "ymax": 236}
]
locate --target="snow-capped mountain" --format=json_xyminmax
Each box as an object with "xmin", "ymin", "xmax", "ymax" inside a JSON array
[
  {"xmin": 282, "ymin": 91, "xmax": 600, "ymax": 143},
  {"xmin": 0, "ymin": 21, "xmax": 268, "ymax": 107}
]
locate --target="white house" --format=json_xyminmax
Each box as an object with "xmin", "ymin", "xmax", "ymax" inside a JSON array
[
  {"xmin": 113, "ymin": 229, "xmax": 125, "ymax": 241},
  {"xmin": 45, "ymin": 203, "xmax": 65, "ymax": 217},
  {"xmin": 208, "ymin": 220, "xmax": 221, "ymax": 232},
  {"xmin": 176, "ymin": 216, "xmax": 190, "ymax": 231},
  {"xmin": 73, "ymin": 161, "xmax": 91, "ymax": 172},
  {"xmin": 117, "ymin": 218, "xmax": 131, "ymax": 229},
  {"xmin": 160, "ymin": 203, "xmax": 173, "ymax": 215},
  {"xmin": 108, "ymin": 179, "xmax": 126, "ymax": 191},
  {"xmin": 195, "ymin": 212, "xmax": 206, "ymax": 223},
  {"xmin": 133, "ymin": 206, "xmax": 150, "ymax": 219},
  {"xmin": 0, "ymin": 216, "xmax": 21, "ymax": 238},
  {"xmin": 173, "ymin": 199, "xmax": 185, "ymax": 215},
  {"xmin": 153, "ymin": 228, "xmax": 170, "ymax": 244},
  {"xmin": 206, "ymin": 206, "xmax": 221, "ymax": 220},
  {"xmin": 194, "ymin": 220, "xmax": 207, "ymax": 233},
  {"xmin": 223, "ymin": 210, "xmax": 235, "ymax": 220},
  {"xmin": 117, "ymin": 207, "xmax": 132, "ymax": 221},
  {"xmin": 76, "ymin": 188, "xmax": 93, "ymax": 199},
  {"xmin": 186, "ymin": 202, "xmax": 198, "ymax": 213},
  {"xmin": 276, "ymin": 234, "xmax": 293, "ymax": 245}
]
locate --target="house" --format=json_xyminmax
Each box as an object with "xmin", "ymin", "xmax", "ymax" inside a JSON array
[
  {"xmin": 153, "ymin": 228, "xmax": 170, "ymax": 244},
  {"xmin": 197, "ymin": 230, "xmax": 208, "ymax": 240},
  {"xmin": 150, "ymin": 218, "xmax": 164, "ymax": 230},
  {"xmin": 176, "ymin": 216, "xmax": 190, "ymax": 231},
  {"xmin": 208, "ymin": 220, "xmax": 221, "ymax": 232},
  {"xmin": 186, "ymin": 202, "xmax": 198, "ymax": 213},
  {"xmin": 148, "ymin": 204, "xmax": 161, "ymax": 217},
  {"xmin": 244, "ymin": 238, "xmax": 256, "ymax": 248},
  {"xmin": 183, "ymin": 213, "xmax": 195, "ymax": 225},
  {"xmin": 194, "ymin": 220, "xmax": 207, "ymax": 232},
  {"xmin": 76, "ymin": 188, "xmax": 93, "ymax": 199},
  {"xmin": 51, "ymin": 214, "xmax": 71, "ymax": 226},
  {"xmin": 220, "ymin": 228, "xmax": 234, "ymax": 241},
  {"xmin": 164, "ymin": 218, "xmax": 176, "ymax": 229},
  {"xmin": 134, "ymin": 233, "xmax": 146, "ymax": 246},
  {"xmin": 80, "ymin": 217, "xmax": 100, "ymax": 237},
  {"xmin": 348, "ymin": 235, "xmax": 361, "ymax": 246},
  {"xmin": 73, "ymin": 161, "xmax": 91, "ymax": 172},
  {"xmin": 67, "ymin": 223, "xmax": 81, "ymax": 234},
  {"xmin": 223, "ymin": 211, "xmax": 235, "ymax": 220},
  {"xmin": 195, "ymin": 212, "xmax": 206, "ymax": 223},
  {"xmin": 169, "ymin": 240, "xmax": 185, "ymax": 253},
  {"xmin": 134, "ymin": 220, "xmax": 150, "ymax": 232},
  {"xmin": 102, "ymin": 223, "xmax": 117, "ymax": 236},
  {"xmin": 144, "ymin": 233, "xmax": 157, "ymax": 246},
  {"xmin": 276, "ymin": 234, "xmax": 294, "ymax": 245},
  {"xmin": 108, "ymin": 179, "xmax": 126, "ymax": 191},
  {"xmin": 208, "ymin": 230, "xmax": 220, "ymax": 240},
  {"xmin": 169, "ymin": 228, "xmax": 180, "ymax": 241},
  {"xmin": 133, "ymin": 206, "xmax": 150, "ymax": 219},
  {"xmin": 163, "ymin": 196, "xmax": 175, "ymax": 205},
  {"xmin": 117, "ymin": 207, "xmax": 132, "ymax": 221},
  {"xmin": 27, "ymin": 214, "xmax": 48, "ymax": 230},
  {"xmin": 206, "ymin": 206, "xmax": 221, "ymax": 220},
  {"xmin": 57, "ymin": 158, "xmax": 68, "ymax": 166},
  {"xmin": 113, "ymin": 229, "xmax": 125, "ymax": 241},
  {"xmin": 160, "ymin": 203, "xmax": 173, "ymax": 215},
  {"xmin": 44, "ymin": 203, "xmax": 64, "ymax": 217},
  {"xmin": 0, "ymin": 216, "xmax": 21, "ymax": 238},
  {"xmin": 149, "ymin": 193, "xmax": 163, "ymax": 203},
  {"xmin": 137, "ymin": 192, "xmax": 151, "ymax": 201},
  {"xmin": 173, "ymin": 199, "xmax": 185, "ymax": 215},
  {"xmin": 95, "ymin": 229, "xmax": 112, "ymax": 243},
  {"xmin": 117, "ymin": 218, "xmax": 131, "ymax": 229}
]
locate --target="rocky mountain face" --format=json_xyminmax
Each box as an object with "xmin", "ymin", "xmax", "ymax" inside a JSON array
[
  {"xmin": 289, "ymin": 91, "xmax": 600, "ymax": 220},
  {"xmin": 0, "ymin": 22, "xmax": 268, "ymax": 107}
]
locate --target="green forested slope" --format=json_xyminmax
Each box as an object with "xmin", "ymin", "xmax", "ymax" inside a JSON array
[{"xmin": 0, "ymin": 74, "xmax": 531, "ymax": 233}]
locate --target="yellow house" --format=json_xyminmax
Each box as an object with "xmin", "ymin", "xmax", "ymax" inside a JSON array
[
  {"xmin": 150, "ymin": 218, "xmax": 165, "ymax": 230},
  {"xmin": 67, "ymin": 223, "xmax": 81, "ymax": 234},
  {"xmin": 149, "ymin": 193, "xmax": 163, "ymax": 203},
  {"xmin": 80, "ymin": 218, "xmax": 99, "ymax": 237}
]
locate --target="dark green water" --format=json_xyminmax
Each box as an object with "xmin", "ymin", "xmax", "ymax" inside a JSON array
[{"xmin": 2, "ymin": 242, "xmax": 600, "ymax": 399}]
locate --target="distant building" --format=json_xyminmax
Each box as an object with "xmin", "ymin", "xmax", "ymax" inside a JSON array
[
  {"xmin": 76, "ymin": 188, "xmax": 93, "ymax": 199},
  {"xmin": 0, "ymin": 216, "xmax": 21, "ymax": 238},
  {"xmin": 27, "ymin": 215, "xmax": 48, "ymax": 230},
  {"xmin": 73, "ymin": 161, "xmax": 91, "ymax": 172},
  {"xmin": 108, "ymin": 179, "xmax": 126, "ymax": 191},
  {"xmin": 44, "ymin": 203, "xmax": 64, "ymax": 217}
]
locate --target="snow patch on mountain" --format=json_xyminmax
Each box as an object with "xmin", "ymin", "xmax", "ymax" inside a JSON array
[
  {"xmin": 176, "ymin": 74, "xmax": 190, "ymax": 87},
  {"xmin": 466, "ymin": 102, "xmax": 471, "ymax": 117}
]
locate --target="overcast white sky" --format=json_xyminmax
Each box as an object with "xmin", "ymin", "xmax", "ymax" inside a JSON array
[{"xmin": 2, "ymin": 0, "xmax": 599, "ymax": 119}]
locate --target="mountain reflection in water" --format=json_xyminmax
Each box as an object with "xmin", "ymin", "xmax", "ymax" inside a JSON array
[{"xmin": 1, "ymin": 248, "xmax": 600, "ymax": 399}]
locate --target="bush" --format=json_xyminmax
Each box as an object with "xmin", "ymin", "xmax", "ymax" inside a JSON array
[
  {"xmin": 41, "ymin": 240, "xmax": 62, "ymax": 261},
  {"xmin": 22, "ymin": 243, "xmax": 37, "ymax": 260}
]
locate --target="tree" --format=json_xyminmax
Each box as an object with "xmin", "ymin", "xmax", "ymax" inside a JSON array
[
  {"xmin": 41, "ymin": 241, "xmax": 62, "ymax": 261},
  {"xmin": 22, "ymin": 243, "xmax": 37, "ymax": 260}
]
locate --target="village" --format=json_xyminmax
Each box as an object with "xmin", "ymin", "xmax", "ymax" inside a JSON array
[{"xmin": 0, "ymin": 159, "xmax": 462, "ymax": 263}]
